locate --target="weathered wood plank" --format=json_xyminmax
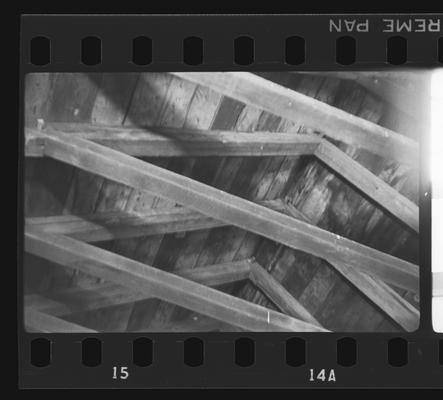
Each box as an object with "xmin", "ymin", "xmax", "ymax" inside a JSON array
[
  {"xmin": 26, "ymin": 284, "xmax": 143, "ymax": 317},
  {"xmin": 269, "ymin": 199, "xmax": 419, "ymax": 331},
  {"xmin": 173, "ymin": 72, "xmax": 419, "ymax": 166},
  {"xmin": 25, "ymin": 200, "xmax": 300, "ymax": 243},
  {"xmin": 90, "ymin": 73, "xmax": 140, "ymax": 125},
  {"xmin": 177, "ymin": 259, "xmax": 252, "ymax": 286},
  {"xmin": 25, "ymin": 74, "xmax": 105, "ymax": 301},
  {"xmin": 25, "ymin": 73, "xmax": 54, "ymax": 128},
  {"xmin": 25, "ymin": 227, "xmax": 327, "ymax": 332},
  {"xmin": 330, "ymin": 261, "xmax": 419, "ymax": 331},
  {"xmin": 39, "ymin": 129, "xmax": 419, "ymax": 292},
  {"xmin": 306, "ymin": 79, "xmax": 397, "ymax": 331},
  {"xmin": 24, "ymin": 308, "xmax": 97, "ymax": 333},
  {"xmin": 25, "ymin": 158, "xmax": 75, "ymax": 217},
  {"xmin": 137, "ymin": 314, "xmax": 243, "ymax": 332},
  {"xmin": 240, "ymin": 75, "xmax": 333, "ymax": 311},
  {"xmin": 315, "ymin": 140, "xmax": 419, "ymax": 232},
  {"xmin": 26, "ymin": 260, "xmax": 252, "ymax": 317},
  {"xmin": 122, "ymin": 75, "xmax": 198, "ymax": 254},
  {"xmin": 233, "ymin": 115, "xmax": 300, "ymax": 308},
  {"xmin": 109, "ymin": 75, "xmax": 198, "ymax": 330},
  {"xmin": 25, "ymin": 208, "xmax": 224, "ymax": 242},
  {"xmin": 291, "ymin": 71, "xmax": 427, "ymax": 120},
  {"xmin": 25, "ymin": 73, "xmax": 101, "ymax": 218},
  {"xmin": 249, "ymin": 261, "xmax": 322, "ymax": 326},
  {"xmin": 122, "ymin": 72, "xmax": 175, "ymax": 214},
  {"xmin": 278, "ymin": 77, "xmax": 412, "ymax": 332},
  {"xmin": 89, "ymin": 74, "xmax": 141, "ymax": 215},
  {"xmin": 191, "ymin": 75, "xmax": 319, "ymax": 314},
  {"xmin": 26, "ymin": 124, "xmax": 320, "ymax": 158},
  {"xmin": 146, "ymin": 96, "xmax": 248, "ymax": 328},
  {"xmin": 54, "ymin": 73, "xmax": 103, "ymax": 216},
  {"xmin": 25, "ymin": 292, "xmax": 239, "ymax": 333}
]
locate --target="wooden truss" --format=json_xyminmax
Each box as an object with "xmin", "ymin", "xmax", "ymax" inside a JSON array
[{"xmin": 24, "ymin": 72, "xmax": 420, "ymax": 332}]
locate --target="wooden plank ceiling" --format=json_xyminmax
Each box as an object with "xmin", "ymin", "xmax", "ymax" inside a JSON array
[{"xmin": 24, "ymin": 71, "xmax": 421, "ymax": 332}]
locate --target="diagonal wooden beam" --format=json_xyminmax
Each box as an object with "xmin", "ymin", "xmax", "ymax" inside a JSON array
[
  {"xmin": 24, "ymin": 307, "xmax": 97, "ymax": 333},
  {"xmin": 25, "ymin": 260, "xmax": 252, "ymax": 317},
  {"xmin": 26, "ymin": 240, "xmax": 321, "ymax": 328},
  {"xmin": 171, "ymin": 72, "xmax": 419, "ymax": 166},
  {"xmin": 26, "ymin": 196, "xmax": 418, "ymax": 330},
  {"xmin": 25, "ymin": 226, "xmax": 327, "ymax": 332},
  {"xmin": 25, "ymin": 124, "xmax": 321, "ymax": 158},
  {"xmin": 28, "ymin": 294, "xmax": 243, "ymax": 332},
  {"xmin": 139, "ymin": 314, "xmax": 243, "ymax": 332},
  {"xmin": 330, "ymin": 262, "xmax": 419, "ymax": 331},
  {"xmin": 38, "ymin": 129, "xmax": 419, "ymax": 292},
  {"xmin": 315, "ymin": 140, "xmax": 419, "ymax": 233},
  {"xmin": 249, "ymin": 261, "xmax": 322, "ymax": 327},
  {"xmin": 273, "ymin": 199, "xmax": 419, "ymax": 331},
  {"xmin": 26, "ymin": 284, "xmax": 143, "ymax": 317},
  {"xmin": 27, "ymin": 133, "xmax": 418, "ymax": 234}
]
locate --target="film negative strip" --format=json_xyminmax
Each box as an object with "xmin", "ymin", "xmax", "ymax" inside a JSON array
[{"xmin": 18, "ymin": 14, "xmax": 443, "ymax": 388}]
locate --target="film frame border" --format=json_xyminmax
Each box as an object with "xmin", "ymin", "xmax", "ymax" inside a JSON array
[{"xmin": 18, "ymin": 14, "xmax": 442, "ymax": 388}]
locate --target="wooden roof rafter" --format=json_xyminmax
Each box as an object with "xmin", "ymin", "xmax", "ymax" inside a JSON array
[
  {"xmin": 30, "ymin": 129, "xmax": 418, "ymax": 293},
  {"xmin": 25, "ymin": 200, "xmax": 296, "ymax": 243},
  {"xmin": 25, "ymin": 226, "xmax": 327, "ymax": 332},
  {"xmin": 25, "ymin": 260, "xmax": 253, "ymax": 318},
  {"xmin": 25, "ymin": 253, "xmax": 322, "ymax": 330},
  {"xmin": 25, "ymin": 198, "xmax": 419, "ymax": 331},
  {"xmin": 171, "ymin": 71, "xmax": 419, "ymax": 167},
  {"xmin": 25, "ymin": 308, "xmax": 97, "ymax": 333},
  {"xmin": 26, "ymin": 123, "xmax": 419, "ymax": 232},
  {"xmin": 23, "ymin": 71, "xmax": 421, "ymax": 332},
  {"xmin": 25, "ymin": 124, "xmax": 321, "ymax": 158},
  {"xmin": 314, "ymin": 140, "xmax": 418, "ymax": 232}
]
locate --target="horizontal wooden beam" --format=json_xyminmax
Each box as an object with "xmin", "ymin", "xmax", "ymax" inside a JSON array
[
  {"xmin": 26, "ymin": 259, "xmax": 251, "ymax": 317},
  {"xmin": 172, "ymin": 72, "xmax": 419, "ymax": 166},
  {"xmin": 25, "ymin": 123, "xmax": 320, "ymax": 158},
  {"xmin": 26, "ymin": 208, "xmax": 224, "ymax": 243},
  {"xmin": 24, "ymin": 308, "xmax": 97, "ymax": 333},
  {"xmin": 25, "ymin": 227, "xmax": 327, "ymax": 332},
  {"xmin": 249, "ymin": 261, "xmax": 322, "ymax": 326},
  {"xmin": 39, "ymin": 129, "xmax": 419, "ymax": 292},
  {"xmin": 25, "ymin": 199, "xmax": 292, "ymax": 243},
  {"xmin": 315, "ymin": 140, "xmax": 419, "ymax": 233}
]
